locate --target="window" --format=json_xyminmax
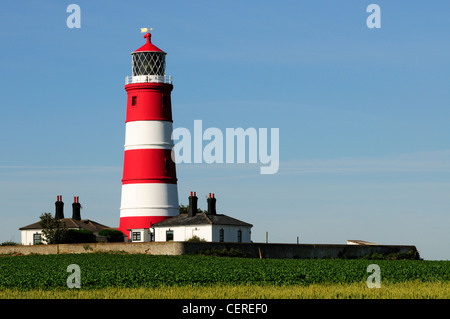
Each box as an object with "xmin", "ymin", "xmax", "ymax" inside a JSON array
[
  {"xmin": 165, "ymin": 156, "xmax": 170, "ymax": 173},
  {"xmin": 131, "ymin": 96, "xmax": 137, "ymax": 106},
  {"xmin": 132, "ymin": 231, "xmax": 141, "ymax": 241},
  {"xmin": 237, "ymin": 229, "xmax": 242, "ymax": 243},
  {"xmin": 162, "ymin": 94, "xmax": 169, "ymax": 108},
  {"xmin": 219, "ymin": 228, "xmax": 224, "ymax": 242},
  {"xmin": 166, "ymin": 230, "xmax": 174, "ymax": 241},
  {"xmin": 33, "ymin": 233, "xmax": 41, "ymax": 245}
]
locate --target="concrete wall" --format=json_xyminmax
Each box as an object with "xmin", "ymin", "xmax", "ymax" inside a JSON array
[
  {"xmin": 181, "ymin": 242, "xmax": 418, "ymax": 259},
  {"xmin": 0, "ymin": 241, "xmax": 418, "ymax": 259},
  {"xmin": 0, "ymin": 242, "xmax": 184, "ymax": 256}
]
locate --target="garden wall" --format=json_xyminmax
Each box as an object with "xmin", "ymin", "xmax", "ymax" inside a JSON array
[{"xmin": 0, "ymin": 241, "xmax": 418, "ymax": 259}]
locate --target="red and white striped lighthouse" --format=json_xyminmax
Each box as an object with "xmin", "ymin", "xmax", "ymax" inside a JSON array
[{"xmin": 118, "ymin": 32, "xmax": 179, "ymax": 239}]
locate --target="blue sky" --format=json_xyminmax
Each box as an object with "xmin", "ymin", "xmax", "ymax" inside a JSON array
[{"xmin": 0, "ymin": 1, "xmax": 449, "ymax": 260}]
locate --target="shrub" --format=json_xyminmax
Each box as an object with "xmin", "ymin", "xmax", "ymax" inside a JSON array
[
  {"xmin": 186, "ymin": 235, "xmax": 207, "ymax": 243},
  {"xmin": 98, "ymin": 229, "xmax": 126, "ymax": 242},
  {"xmin": 63, "ymin": 229, "xmax": 96, "ymax": 244},
  {"xmin": 0, "ymin": 241, "xmax": 20, "ymax": 246},
  {"xmin": 361, "ymin": 248, "xmax": 422, "ymax": 260}
]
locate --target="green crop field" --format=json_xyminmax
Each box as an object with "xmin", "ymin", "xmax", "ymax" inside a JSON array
[{"xmin": 0, "ymin": 253, "xmax": 448, "ymax": 298}]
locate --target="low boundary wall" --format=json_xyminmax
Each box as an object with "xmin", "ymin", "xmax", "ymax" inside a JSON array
[{"xmin": 0, "ymin": 241, "xmax": 418, "ymax": 259}]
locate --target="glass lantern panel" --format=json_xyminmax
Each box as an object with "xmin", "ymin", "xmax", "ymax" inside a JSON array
[{"xmin": 132, "ymin": 52, "xmax": 166, "ymax": 76}]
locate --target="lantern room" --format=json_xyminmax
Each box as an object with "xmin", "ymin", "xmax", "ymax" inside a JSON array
[{"xmin": 126, "ymin": 32, "xmax": 172, "ymax": 84}]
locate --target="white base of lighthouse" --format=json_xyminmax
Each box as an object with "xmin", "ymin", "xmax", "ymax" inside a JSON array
[{"xmin": 119, "ymin": 183, "xmax": 179, "ymax": 236}]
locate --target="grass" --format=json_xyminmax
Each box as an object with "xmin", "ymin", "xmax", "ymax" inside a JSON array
[{"xmin": 0, "ymin": 281, "xmax": 449, "ymax": 299}]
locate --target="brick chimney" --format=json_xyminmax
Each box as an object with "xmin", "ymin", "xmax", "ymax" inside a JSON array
[
  {"xmin": 55, "ymin": 195, "xmax": 64, "ymax": 219},
  {"xmin": 207, "ymin": 193, "xmax": 216, "ymax": 215},
  {"xmin": 188, "ymin": 191, "xmax": 198, "ymax": 217},
  {"xmin": 72, "ymin": 196, "xmax": 81, "ymax": 220}
]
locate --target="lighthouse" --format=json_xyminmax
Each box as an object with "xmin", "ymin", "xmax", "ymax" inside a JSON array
[{"xmin": 118, "ymin": 32, "xmax": 179, "ymax": 239}]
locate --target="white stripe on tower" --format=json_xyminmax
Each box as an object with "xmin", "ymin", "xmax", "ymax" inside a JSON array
[{"xmin": 124, "ymin": 121, "xmax": 174, "ymax": 151}]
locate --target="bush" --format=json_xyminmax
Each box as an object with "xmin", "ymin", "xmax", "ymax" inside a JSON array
[
  {"xmin": 0, "ymin": 241, "xmax": 20, "ymax": 246},
  {"xmin": 63, "ymin": 229, "xmax": 96, "ymax": 244},
  {"xmin": 361, "ymin": 248, "xmax": 422, "ymax": 260},
  {"xmin": 98, "ymin": 229, "xmax": 126, "ymax": 242},
  {"xmin": 186, "ymin": 235, "xmax": 207, "ymax": 243}
]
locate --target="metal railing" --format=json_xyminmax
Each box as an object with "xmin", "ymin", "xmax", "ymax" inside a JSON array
[{"xmin": 125, "ymin": 75, "xmax": 173, "ymax": 85}]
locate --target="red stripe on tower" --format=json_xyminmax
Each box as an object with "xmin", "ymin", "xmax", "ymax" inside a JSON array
[
  {"xmin": 122, "ymin": 149, "xmax": 177, "ymax": 184},
  {"xmin": 119, "ymin": 31, "xmax": 179, "ymax": 239}
]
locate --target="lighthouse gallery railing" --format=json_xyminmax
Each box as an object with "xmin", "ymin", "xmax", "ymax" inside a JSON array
[{"xmin": 125, "ymin": 75, "xmax": 173, "ymax": 85}]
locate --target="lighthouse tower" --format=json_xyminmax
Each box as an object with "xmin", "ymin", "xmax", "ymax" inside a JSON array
[{"xmin": 118, "ymin": 32, "xmax": 179, "ymax": 239}]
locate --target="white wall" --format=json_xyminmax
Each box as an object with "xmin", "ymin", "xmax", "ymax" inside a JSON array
[
  {"xmin": 154, "ymin": 225, "xmax": 212, "ymax": 242},
  {"xmin": 154, "ymin": 225, "xmax": 252, "ymax": 243},
  {"xmin": 129, "ymin": 228, "xmax": 151, "ymax": 242},
  {"xmin": 21, "ymin": 230, "xmax": 43, "ymax": 245},
  {"xmin": 211, "ymin": 225, "xmax": 251, "ymax": 243}
]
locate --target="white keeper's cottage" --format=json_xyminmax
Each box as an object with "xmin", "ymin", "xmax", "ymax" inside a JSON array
[{"xmin": 127, "ymin": 193, "xmax": 253, "ymax": 243}]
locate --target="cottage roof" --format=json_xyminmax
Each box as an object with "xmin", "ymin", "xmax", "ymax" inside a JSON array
[
  {"xmin": 152, "ymin": 213, "xmax": 252, "ymax": 228},
  {"xmin": 19, "ymin": 218, "xmax": 110, "ymax": 234}
]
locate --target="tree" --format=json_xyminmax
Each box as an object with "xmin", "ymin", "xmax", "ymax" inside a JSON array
[
  {"xmin": 179, "ymin": 204, "xmax": 207, "ymax": 215},
  {"xmin": 39, "ymin": 213, "xmax": 68, "ymax": 244}
]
